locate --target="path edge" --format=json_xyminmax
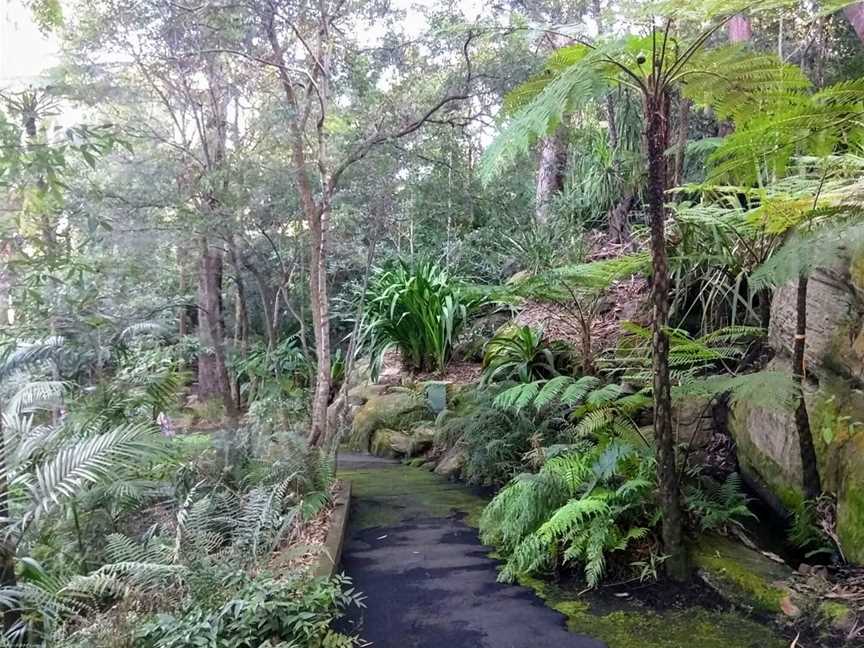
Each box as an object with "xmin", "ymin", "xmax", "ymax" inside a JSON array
[{"xmin": 313, "ymin": 479, "xmax": 352, "ymax": 578}]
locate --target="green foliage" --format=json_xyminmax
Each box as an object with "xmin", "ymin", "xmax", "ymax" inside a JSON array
[
  {"xmin": 604, "ymin": 323, "xmax": 764, "ymax": 385},
  {"xmin": 135, "ymin": 572, "xmax": 360, "ymax": 648},
  {"xmin": 365, "ymin": 259, "xmax": 475, "ymax": 373},
  {"xmin": 684, "ymin": 473, "xmax": 756, "ymax": 533},
  {"xmin": 480, "ymin": 440, "xmax": 655, "ymax": 587},
  {"xmin": 494, "ymin": 376, "xmax": 650, "ymax": 441},
  {"xmin": 788, "ymin": 499, "xmax": 837, "ymax": 559},
  {"xmin": 481, "ymin": 326, "xmax": 570, "ymax": 385},
  {"xmin": 442, "ymin": 390, "xmax": 566, "ymax": 486}
]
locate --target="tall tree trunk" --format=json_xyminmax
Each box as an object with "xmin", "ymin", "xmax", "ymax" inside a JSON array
[
  {"xmin": 534, "ymin": 128, "xmax": 568, "ymax": 226},
  {"xmin": 673, "ymin": 98, "xmax": 690, "ymax": 186},
  {"xmin": 727, "ymin": 14, "xmax": 752, "ymax": 42},
  {"xmin": 792, "ymin": 277, "xmax": 822, "ymax": 500},
  {"xmin": 307, "ymin": 203, "xmax": 331, "ymax": 447},
  {"xmin": 0, "ymin": 409, "xmax": 19, "ymax": 634},
  {"xmin": 845, "ymin": 3, "xmax": 864, "ymax": 42},
  {"xmin": 645, "ymin": 88, "xmax": 688, "ymax": 581},
  {"xmin": 0, "ymin": 240, "xmax": 10, "ymax": 327},
  {"xmin": 197, "ymin": 237, "xmax": 237, "ymax": 419}
]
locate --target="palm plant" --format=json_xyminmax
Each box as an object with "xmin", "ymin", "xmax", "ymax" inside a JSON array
[
  {"xmin": 0, "ymin": 339, "xmax": 164, "ymax": 639},
  {"xmin": 365, "ymin": 259, "xmax": 475, "ymax": 373}
]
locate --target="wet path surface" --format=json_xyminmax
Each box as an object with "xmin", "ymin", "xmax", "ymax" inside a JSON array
[{"xmin": 336, "ymin": 453, "xmax": 606, "ymax": 648}]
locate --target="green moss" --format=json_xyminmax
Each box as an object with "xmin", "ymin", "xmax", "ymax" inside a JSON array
[
  {"xmin": 349, "ymin": 391, "xmax": 432, "ymax": 451},
  {"xmin": 819, "ymin": 600, "xmax": 853, "ymax": 625},
  {"xmin": 692, "ymin": 535, "xmax": 790, "ymax": 614},
  {"xmin": 518, "ymin": 575, "xmax": 786, "ymax": 648},
  {"xmin": 838, "ymin": 482, "xmax": 864, "ymax": 563},
  {"xmin": 339, "ymin": 464, "xmax": 486, "ymax": 529}
]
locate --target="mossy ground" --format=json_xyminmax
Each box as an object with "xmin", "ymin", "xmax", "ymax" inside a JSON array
[
  {"xmin": 339, "ymin": 463, "xmax": 486, "ymax": 529},
  {"xmin": 520, "ymin": 576, "xmax": 787, "ymax": 648}
]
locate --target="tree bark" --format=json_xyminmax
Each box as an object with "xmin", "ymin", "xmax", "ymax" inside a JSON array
[
  {"xmin": 727, "ymin": 14, "xmax": 752, "ymax": 43},
  {"xmin": 845, "ymin": 3, "xmax": 864, "ymax": 43},
  {"xmin": 197, "ymin": 237, "xmax": 237, "ymax": 419},
  {"xmin": 0, "ymin": 240, "xmax": 11, "ymax": 327},
  {"xmin": 645, "ymin": 87, "xmax": 688, "ymax": 581},
  {"xmin": 0, "ymin": 408, "xmax": 19, "ymax": 634},
  {"xmin": 264, "ymin": 13, "xmax": 333, "ymax": 446},
  {"xmin": 792, "ymin": 276, "xmax": 822, "ymax": 500},
  {"xmin": 534, "ymin": 127, "xmax": 568, "ymax": 226},
  {"xmin": 673, "ymin": 98, "xmax": 690, "ymax": 187},
  {"xmin": 307, "ymin": 202, "xmax": 331, "ymax": 447}
]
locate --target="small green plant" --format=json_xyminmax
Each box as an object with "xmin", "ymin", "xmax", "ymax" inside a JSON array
[
  {"xmin": 365, "ymin": 259, "xmax": 475, "ymax": 373},
  {"xmin": 481, "ymin": 326, "xmax": 570, "ymax": 384},
  {"xmin": 684, "ymin": 472, "xmax": 756, "ymax": 533},
  {"xmin": 788, "ymin": 498, "xmax": 838, "ymax": 560}
]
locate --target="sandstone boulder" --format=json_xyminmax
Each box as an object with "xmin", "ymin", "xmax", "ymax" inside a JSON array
[
  {"xmin": 349, "ymin": 389, "xmax": 430, "ymax": 452},
  {"xmin": 434, "ymin": 446, "xmax": 467, "ymax": 479}
]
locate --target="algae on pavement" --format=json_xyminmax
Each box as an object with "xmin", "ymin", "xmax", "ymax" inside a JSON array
[{"xmin": 340, "ymin": 463, "xmax": 487, "ymax": 529}]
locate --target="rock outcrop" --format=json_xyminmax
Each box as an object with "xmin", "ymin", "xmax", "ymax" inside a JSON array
[
  {"xmin": 728, "ymin": 244, "xmax": 864, "ymax": 561},
  {"xmin": 348, "ymin": 387, "xmax": 431, "ymax": 452}
]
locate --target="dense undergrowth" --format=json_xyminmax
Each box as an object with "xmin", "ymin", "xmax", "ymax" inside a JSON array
[{"xmin": 0, "ymin": 336, "xmax": 361, "ymax": 648}]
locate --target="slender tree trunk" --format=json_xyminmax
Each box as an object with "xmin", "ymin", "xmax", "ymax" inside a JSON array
[
  {"xmin": 645, "ymin": 88, "xmax": 688, "ymax": 581},
  {"xmin": 534, "ymin": 128, "xmax": 568, "ymax": 226},
  {"xmin": 177, "ymin": 247, "xmax": 189, "ymax": 337},
  {"xmin": 226, "ymin": 238, "xmax": 250, "ymax": 351},
  {"xmin": 248, "ymin": 264, "xmax": 277, "ymax": 349},
  {"xmin": 0, "ymin": 240, "xmax": 10, "ymax": 327},
  {"xmin": 197, "ymin": 237, "xmax": 237, "ymax": 419},
  {"xmin": 792, "ymin": 276, "xmax": 822, "ymax": 499},
  {"xmin": 727, "ymin": 14, "xmax": 753, "ymax": 43},
  {"xmin": 307, "ymin": 202, "xmax": 331, "ymax": 447},
  {"xmin": 0, "ymin": 409, "xmax": 19, "ymax": 634},
  {"xmin": 845, "ymin": 3, "xmax": 864, "ymax": 43},
  {"xmin": 673, "ymin": 98, "xmax": 690, "ymax": 186}
]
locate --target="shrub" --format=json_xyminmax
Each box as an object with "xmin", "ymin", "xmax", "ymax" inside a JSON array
[
  {"xmin": 480, "ymin": 440, "xmax": 656, "ymax": 587},
  {"xmin": 365, "ymin": 259, "xmax": 475, "ymax": 373},
  {"xmin": 481, "ymin": 325, "xmax": 571, "ymax": 384},
  {"xmin": 136, "ymin": 572, "xmax": 361, "ymax": 648}
]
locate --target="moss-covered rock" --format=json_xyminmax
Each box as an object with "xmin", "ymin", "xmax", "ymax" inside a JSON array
[
  {"xmin": 434, "ymin": 445, "xmax": 467, "ymax": 479},
  {"xmin": 692, "ymin": 534, "xmax": 793, "ymax": 614},
  {"xmin": 729, "ymin": 363, "xmax": 864, "ymax": 563},
  {"xmin": 348, "ymin": 388, "xmax": 431, "ymax": 452},
  {"xmin": 369, "ymin": 428, "xmax": 399, "ymax": 458}
]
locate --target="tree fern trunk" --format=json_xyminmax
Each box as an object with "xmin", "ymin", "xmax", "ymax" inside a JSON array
[
  {"xmin": 792, "ymin": 276, "xmax": 822, "ymax": 499},
  {"xmin": 645, "ymin": 88, "xmax": 688, "ymax": 581}
]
